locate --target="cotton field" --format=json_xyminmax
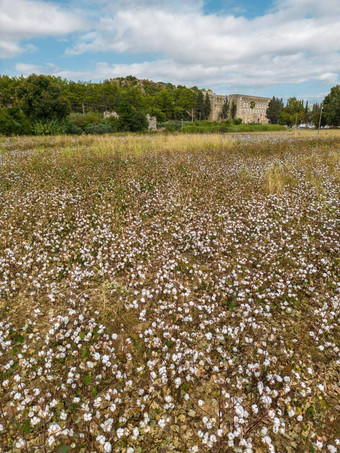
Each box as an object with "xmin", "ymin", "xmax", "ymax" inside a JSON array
[{"xmin": 0, "ymin": 134, "xmax": 339, "ymax": 452}]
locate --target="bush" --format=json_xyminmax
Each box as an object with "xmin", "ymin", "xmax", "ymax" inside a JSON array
[
  {"xmin": 32, "ymin": 119, "xmax": 68, "ymax": 135},
  {"xmin": 67, "ymin": 123, "xmax": 83, "ymax": 135},
  {"xmin": 181, "ymin": 122, "xmax": 286, "ymax": 134},
  {"xmin": 68, "ymin": 112, "xmax": 102, "ymax": 129},
  {"xmin": 116, "ymin": 103, "xmax": 148, "ymax": 132},
  {"xmin": 0, "ymin": 107, "xmax": 32, "ymax": 136},
  {"xmin": 159, "ymin": 121, "xmax": 182, "ymax": 132},
  {"xmin": 84, "ymin": 122, "xmax": 114, "ymax": 135}
]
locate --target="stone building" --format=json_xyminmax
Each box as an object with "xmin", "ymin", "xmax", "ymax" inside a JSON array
[
  {"xmin": 228, "ymin": 94, "xmax": 270, "ymax": 124},
  {"xmin": 206, "ymin": 92, "xmax": 271, "ymax": 124},
  {"xmin": 207, "ymin": 92, "xmax": 227, "ymax": 121}
]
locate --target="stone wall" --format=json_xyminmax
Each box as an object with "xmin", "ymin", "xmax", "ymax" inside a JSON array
[
  {"xmin": 205, "ymin": 93, "xmax": 271, "ymax": 124},
  {"xmin": 207, "ymin": 92, "xmax": 226, "ymax": 122},
  {"xmin": 228, "ymin": 94, "xmax": 270, "ymax": 124}
]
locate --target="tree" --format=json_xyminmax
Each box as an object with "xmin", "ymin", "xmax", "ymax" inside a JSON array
[
  {"xmin": 203, "ymin": 93, "xmax": 211, "ymax": 120},
  {"xmin": 250, "ymin": 100, "xmax": 256, "ymax": 122},
  {"xmin": 222, "ymin": 97, "xmax": 229, "ymax": 119},
  {"xmin": 231, "ymin": 101, "xmax": 237, "ymax": 121},
  {"xmin": 279, "ymin": 97, "xmax": 304, "ymax": 126},
  {"xmin": 16, "ymin": 74, "xmax": 70, "ymax": 121},
  {"xmin": 116, "ymin": 102, "xmax": 148, "ymax": 132},
  {"xmin": 0, "ymin": 106, "xmax": 31, "ymax": 135},
  {"xmin": 311, "ymin": 103, "xmax": 326, "ymax": 129},
  {"xmin": 195, "ymin": 91, "xmax": 205, "ymax": 121},
  {"xmin": 155, "ymin": 89, "xmax": 174, "ymax": 119},
  {"xmin": 322, "ymin": 85, "xmax": 340, "ymax": 126},
  {"xmin": 266, "ymin": 97, "xmax": 284, "ymax": 124}
]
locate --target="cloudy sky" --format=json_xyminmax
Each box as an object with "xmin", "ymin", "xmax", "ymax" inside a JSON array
[{"xmin": 1, "ymin": 0, "xmax": 339, "ymax": 101}]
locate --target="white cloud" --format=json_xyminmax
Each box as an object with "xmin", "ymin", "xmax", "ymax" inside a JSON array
[
  {"xmin": 62, "ymin": 0, "xmax": 340, "ymax": 90},
  {"xmin": 19, "ymin": 55, "xmax": 338, "ymax": 96},
  {"xmin": 10, "ymin": 0, "xmax": 340, "ymax": 94},
  {"xmin": 15, "ymin": 62, "xmax": 59, "ymax": 75},
  {"xmin": 0, "ymin": 0, "xmax": 85, "ymax": 58}
]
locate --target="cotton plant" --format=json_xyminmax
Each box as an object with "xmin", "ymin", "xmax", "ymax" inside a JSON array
[{"xmin": 0, "ymin": 134, "xmax": 339, "ymax": 451}]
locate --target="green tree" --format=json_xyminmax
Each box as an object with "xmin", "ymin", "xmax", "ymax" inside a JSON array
[
  {"xmin": 0, "ymin": 106, "xmax": 31, "ymax": 136},
  {"xmin": 249, "ymin": 100, "xmax": 256, "ymax": 122},
  {"xmin": 155, "ymin": 89, "xmax": 174, "ymax": 119},
  {"xmin": 303, "ymin": 100, "xmax": 312, "ymax": 124},
  {"xmin": 322, "ymin": 85, "xmax": 340, "ymax": 126},
  {"xmin": 222, "ymin": 97, "xmax": 229, "ymax": 119},
  {"xmin": 203, "ymin": 93, "xmax": 211, "ymax": 120},
  {"xmin": 16, "ymin": 74, "xmax": 70, "ymax": 121},
  {"xmin": 311, "ymin": 103, "xmax": 326, "ymax": 129},
  {"xmin": 279, "ymin": 97, "xmax": 304, "ymax": 126},
  {"xmin": 116, "ymin": 102, "xmax": 148, "ymax": 132},
  {"xmin": 231, "ymin": 101, "xmax": 237, "ymax": 121},
  {"xmin": 266, "ymin": 97, "xmax": 284, "ymax": 124},
  {"xmin": 195, "ymin": 91, "xmax": 205, "ymax": 121}
]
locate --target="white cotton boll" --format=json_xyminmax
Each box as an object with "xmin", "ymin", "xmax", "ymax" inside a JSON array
[
  {"xmin": 96, "ymin": 435, "xmax": 105, "ymax": 445},
  {"xmin": 252, "ymin": 404, "xmax": 259, "ymax": 414},
  {"xmin": 158, "ymin": 418, "xmax": 166, "ymax": 428},
  {"xmin": 103, "ymin": 442, "xmax": 112, "ymax": 452},
  {"xmin": 16, "ymin": 438, "xmax": 25, "ymax": 448},
  {"xmin": 116, "ymin": 428, "xmax": 124, "ymax": 438}
]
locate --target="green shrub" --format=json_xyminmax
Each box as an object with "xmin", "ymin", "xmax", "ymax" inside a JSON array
[
  {"xmin": 32, "ymin": 119, "xmax": 68, "ymax": 135},
  {"xmin": 69, "ymin": 112, "xmax": 102, "ymax": 129},
  {"xmin": 84, "ymin": 122, "xmax": 114, "ymax": 135},
  {"xmin": 0, "ymin": 107, "xmax": 32, "ymax": 136},
  {"xmin": 67, "ymin": 123, "xmax": 83, "ymax": 135},
  {"xmin": 159, "ymin": 121, "xmax": 183, "ymax": 132}
]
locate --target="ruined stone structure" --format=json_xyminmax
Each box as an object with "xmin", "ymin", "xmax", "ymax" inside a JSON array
[
  {"xmin": 206, "ymin": 92, "xmax": 271, "ymax": 124},
  {"xmin": 207, "ymin": 92, "xmax": 226, "ymax": 122},
  {"xmin": 228, "ymin": 94, "xmax": 270, "ymax": 124},
  {"xmin": 103, "ymin": 110, "xmax": 119, "ymax": 120},
  {"xmin": 146, "ymin": 114, "xmax": 157, "ymax": 131}
]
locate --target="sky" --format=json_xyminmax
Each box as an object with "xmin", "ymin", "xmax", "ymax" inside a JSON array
[{"xmin": 1, "ymin": 0, "xmax": 340, "ymax": 102}]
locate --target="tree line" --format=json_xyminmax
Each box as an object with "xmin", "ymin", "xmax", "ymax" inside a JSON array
[
  {"xmin": 0, "ymin": 74, "xmax": 216, "ymax": 135},
  {"xmin": 266, "ymin": 86, "xmax": 340, "ymax": 127},
  {"xmin": 0, "ymin": 74, "xmax": 339, "ymax": 135}
]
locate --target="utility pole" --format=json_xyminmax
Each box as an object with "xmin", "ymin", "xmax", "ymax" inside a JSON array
[
  {"xmin": 318, "ymin": 105, "xmax": 323, "ymax": 135},
  {"xmin": 82, "ymin": 103, "xmax": 85, "ymax": 115}
]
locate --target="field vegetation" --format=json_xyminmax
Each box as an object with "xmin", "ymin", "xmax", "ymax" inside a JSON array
[{"xmin": 0, "ymin": 133, "xmax": 339, "ymax": 452}]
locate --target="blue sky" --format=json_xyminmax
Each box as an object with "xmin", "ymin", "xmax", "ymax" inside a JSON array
[{"xmin": 1, "ymin": 0, "xmax": 339, "ymax": 102}]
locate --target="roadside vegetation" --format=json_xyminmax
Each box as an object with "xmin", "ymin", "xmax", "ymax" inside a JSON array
[{"xmin": 0, "ymin": 133, "xmax": 339, "ymax": 452}]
